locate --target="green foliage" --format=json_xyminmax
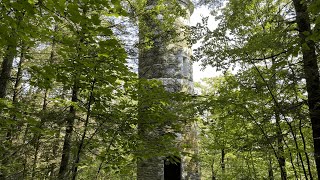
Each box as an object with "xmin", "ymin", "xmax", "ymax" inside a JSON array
[
  {"xmin": 192, "ymin": 0, "xmax": 319, "ymax": 177},
  {"xmin": 2, "ymin": 0, "xmax": 318, "ymax": 179},
  {"xmin": 136, "ymin": 79, "xmax": 197, "ymax": 159},
  {"xmin": 196, "ymin": 66, "xmax": 315, "ymax": 179},
  {"xmin": 0, "ymin": 0, "xmax": 198, "ymax": 179}
]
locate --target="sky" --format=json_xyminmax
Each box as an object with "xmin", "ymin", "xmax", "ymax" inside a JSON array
[{"xmin": 190, "ymin": 6, "xmax": 221, "ymax": 82}]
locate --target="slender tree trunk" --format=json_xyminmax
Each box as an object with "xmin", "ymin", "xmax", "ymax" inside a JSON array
[
  {"xmin": 5, "ymin": 44, "xmax": 26, "ymax": 143},
  {"xmin": 0, "ymin": 17, "xmax": 17, "ymax": 180},
  {"xmin": 296, "ymin": 153, "xmax": 302, "ymax": 179},
  {"xmin": 289, "ymin": 64, "xmax": 306, "ymax": 180},
  {"xmin": 31, "ymin": 89, "xmax": 48, "ymax": 179},
  {"xmin": 0, "ymin": 6, "xmax": 24, "ymax": 178},
  {"xmin": 16, "ymin": 45, "xmax": 28, "ymax": 179},
  {"xmin": 58, "ymin": 82, "xmax": 78, "ymax": 179},
  {"xmin": 289, "ymin": 151, "xmax": 299, "ymax": 180},
  {"xmin": 270, "ymin": 57, "xmax": 287, "ymax": 180},
  {"xmin": 211, "ymin": 158, "xmax": 216, "ymax": 180},
  {"xmin": 22, "ymin": 122, "xmax": 30, "ymax": 179},
  {"xmin": 292, "ymin": 0, "xmax": 320, "ymax": 178},
  {"xmin": 12, "ymin": 45, "xmax": 25, "ymax": 103},
  {"xmin": 1, "ymin": 45, "xmax": 17, "ymax": 171},
  {"xmin": 299, "ymin": 117, "xmax": 313, "ymax": 180},
  {"xmin": 275, "ymin": 111, "xmax": 287, "ymax": 180},
  {"xmin": 49, "ymin": 128, "xmax": 61, "ymax": 179},
  {"xmin": 0, "ymin": 45, "xmax": 16, "ymax": 98},
  {"xmin": 31, "ymin": 25, "xmax": 57, "ymax": 178},
  {"xmin": 253, "ymin": 61, "xmax": 308, "ymax": 178},
  {"xmin": 268, "ymin": 158, "xmax": 274, "ymax": 180},
  {"xmin": 72, "ymin": 79, "xmax": 95, "ymax": 180},
  {"xmin": 221, "ymin": 148, "xmax": 225, "ymax": 174}
]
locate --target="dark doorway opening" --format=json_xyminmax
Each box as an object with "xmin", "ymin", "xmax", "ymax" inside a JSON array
[{"xmin": 164, "ymin": 156, "xmax": 181, "ymax": 180}]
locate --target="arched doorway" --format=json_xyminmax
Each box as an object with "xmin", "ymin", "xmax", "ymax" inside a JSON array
[{"xmin": 164, "ymin": 157, "xmax": 181, "ymax": 180}]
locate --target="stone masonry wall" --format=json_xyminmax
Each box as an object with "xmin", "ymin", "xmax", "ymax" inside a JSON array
[{"xmin": 138, "ymin": 0, "xmax": 200, "ymax": 179}]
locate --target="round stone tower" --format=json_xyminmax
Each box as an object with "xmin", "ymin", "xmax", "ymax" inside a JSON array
[
  {"xmin": 138, "ymin": 0, "xmax": 199, "ymax": 179},
  {"xmin": 138, "ymin": 0, "xmax": 193, "ymax": 93}
]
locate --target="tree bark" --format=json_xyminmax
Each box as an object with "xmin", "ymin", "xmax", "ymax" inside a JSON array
[
  {"xmin": 221, "ymin": 148, "xmax": 225, "ymax": 174},
  {"xmin": 0, "ymin": 45, "xmax": 16, "ymax": 98},
  {"xmin": 58, "ymin": 82, "xmax": 78, "ymax": 179},
  {"xmin": 0, "ymin": 44, "xmax": 21, "ymax": 179},
  {"xmin": 72, "ymin": 79, "xmax": 95, "ymax": 180},
  {"xmin": 12, "ymin": 45, "xmax": 25, "ymax": 103},
  {"xmin": 292, "ymin": 0, "xmax": 320, "ymax": 178},
  {"xmin": 5, "ymin": 44, "xmax": 26, "ymax": 143}
]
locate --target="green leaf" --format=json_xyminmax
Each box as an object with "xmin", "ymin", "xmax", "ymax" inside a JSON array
[
  {"xmin": 302, "ymin": 42, "xmax": 310, "ymax": 51},
  {"xmin": 28, "ymin": 0, "xmax": 35, "ymax": 5}
]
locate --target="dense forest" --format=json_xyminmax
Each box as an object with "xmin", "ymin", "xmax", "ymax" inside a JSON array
[{"xmin": 0, "ymin": 0, "xmax": 319, "ymax": 179}]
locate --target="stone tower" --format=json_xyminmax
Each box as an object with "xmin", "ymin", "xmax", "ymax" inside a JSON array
[{"xmin": 138, "ymin": 0, "xmax": 199, "ymax": 179}]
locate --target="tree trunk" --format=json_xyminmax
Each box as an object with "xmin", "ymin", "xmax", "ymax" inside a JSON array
[
  {"xmin": 58, "ymin": 82, "xmax": 78, "ymax": 179},
  {"xmin": 12, "ymin": 45, "xmax": 25, "ymax": 103},
  {"xmin": 211, "ymin": 158, "xmax": 216, "ymax": 180},
  {"xmin": 49, "ymin": 128, "xmax": 61, "ymax": 179},
  {"xmin": 268, "ymin": 158, "xmax": 274, "ymax": 180},
  {"xmin": 72, "ymin": 79, "xmax": 95, "ymax": 180},
  {"xmin": 16, "ymin": 45, "xmax": 28, "ymax": 179},
  {"xmin": 31, "ymin": 89, "xmax": 48, "ymax": 179},
  {"xmin": 299, "ymin": 116, "xmax": 313, "ymax": 180},
  {"xmin": 5, "ymin": 44, "xmax": 26, "ymax": 143},
  {"xmin": 221, "ymin": 148, "xmax": 225, "ymax": 174},
  {"xmin": 31, "ymin": 25, "xmax": 57, "ymax": 178},
  {"xmin": 0, "ymin": 44, "xmax": 21, "ymax": 179},
  {"xmin": 270, "ymin": 57, "xmax": 287, "ymax": 180},
  {"xmin": 292, "ymin": 0, "xmax": 320, "ymax": 178},
  {"xmin": 275, "ymin": 111, "xmax": 287, "ymax": 180},
  {"xmin": 0, "ymin": 45, "xmax": 16, "ymax": 98}
]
